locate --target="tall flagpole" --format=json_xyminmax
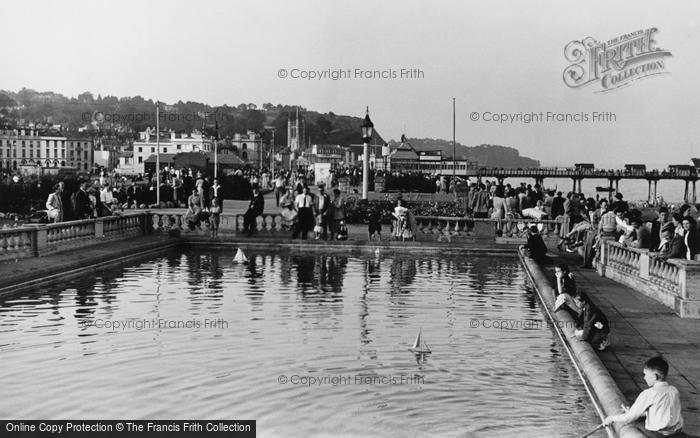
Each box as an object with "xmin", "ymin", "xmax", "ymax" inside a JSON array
[
  {"xmin": 214, "ymin": 120, "xmax": 218, "ymax": 179},
  {"xmin": 452, "ymin": 98, "xmax": 456, "ymax": 182},
  {"xmin": 156, "ymin": 101, "xmax": 160, "ymax": 206}
]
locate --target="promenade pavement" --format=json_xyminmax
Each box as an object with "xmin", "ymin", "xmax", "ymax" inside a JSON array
[{"xmin": 549, "ymin": 252, "xmax": 700, "ymax": 435}]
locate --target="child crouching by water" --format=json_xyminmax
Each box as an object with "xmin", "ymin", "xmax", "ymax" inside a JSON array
[
  {"xmin": 604, "ymin": 356, "xmax": 685, "ymax": 437},
  {"xmin": 553, "ymin": 264, "xmax": 610, "ymax": 350}
]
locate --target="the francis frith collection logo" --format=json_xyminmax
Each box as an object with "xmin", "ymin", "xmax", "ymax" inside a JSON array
[{"xmin": 563, "ymin": 28, "xmax": 672, "ymax": 92}]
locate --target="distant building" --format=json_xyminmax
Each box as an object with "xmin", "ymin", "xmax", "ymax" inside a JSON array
[
  {"xmin": 301, "ymin": 144, "xmax": 346, "ymax": 167},
  {"xmin": 287, "ymin": 108, "xmax": 304, "ymax": 152},
  {"xmin": 691, "ymin": 158, "xmax": 700, "ymax": 173},
  {"xmin": 131, "ymin": 129, "xmax": 212, "ymax": 173},
  {"xmin": 0, "ymin": 127, "xmax": 93, "ymax": 174},
  {"xmin": 226, "ymin": 131, "xmax": 264, "ymax": 167},
  {"xmin": 385, "ymin": 135, "xmax": 477, "ymax": 175},
  {"xmin": 94, "ymin": 137, "xmax": 132, "ymax": 171}
]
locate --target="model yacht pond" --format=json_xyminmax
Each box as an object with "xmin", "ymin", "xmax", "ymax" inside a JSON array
[{"xmin": 0, "ymin": 248, "xmax": 601, "ymax": 437}]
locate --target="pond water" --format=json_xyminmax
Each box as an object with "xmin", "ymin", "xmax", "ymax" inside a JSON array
[{"xmin": 0, "ymin": 248, "xmax": 601, "ymax": 437}]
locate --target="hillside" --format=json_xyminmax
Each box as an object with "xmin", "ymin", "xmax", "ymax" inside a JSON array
[
  {"xmin": 0, "ymin": 88, "xmax": 539, "ymax": 168},
  {"xmin": 0, "ymin": 88, "xmax": 385, "ymax": 147}
]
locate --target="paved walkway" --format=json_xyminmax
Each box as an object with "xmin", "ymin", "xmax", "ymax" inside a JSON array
[
  {"xmin": 550, "ymin": 252, "xmax": 700, "ymax": 434},
  {"xmin": 0, "ymin": 234, "xmax": 177, "ymax": 294}
]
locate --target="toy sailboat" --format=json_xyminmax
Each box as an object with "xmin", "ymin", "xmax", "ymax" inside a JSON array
[
  {"xmin": 408, "ymin": 329, "xmax": 431, "ymax": 354},
  {"xmin": 233, "ymin": 248, "xmax": 249, "ymax": 264}
]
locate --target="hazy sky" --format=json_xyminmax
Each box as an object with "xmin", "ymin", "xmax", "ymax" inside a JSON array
[{"xmin": 2, "ymin": 0, "xmax": 699, "ymax": 168}]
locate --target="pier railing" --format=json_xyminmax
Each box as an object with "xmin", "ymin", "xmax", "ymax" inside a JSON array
[{"xmin": 598, "ymin": 239, "xmax": 700, "ymax": 318}]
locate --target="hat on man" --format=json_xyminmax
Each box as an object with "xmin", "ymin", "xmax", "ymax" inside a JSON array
[{"xmin": 615, "ymin": 193, "xmax": 623, "ymax": 200}]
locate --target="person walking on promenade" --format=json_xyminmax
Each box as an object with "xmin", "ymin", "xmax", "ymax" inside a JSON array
[
  {"xmin": 470, "ymin": 183, "xmax": 491, "ymax": 219},
  {"xmin": 244, "ymin": 184, "xmax": 264, "ymax": 237},
  {"xmin": 209, "ymin": 178, "xmax": 223, "ymax": 213},
  {"xmin": 294, "ymin": 185, "xmax": 314, "ymax": 240},
  {"xmin": 46, "ymin": 183, "xmax": 64, "ymax": 223},
  {"xmin": 491, "ymin": 185, "xmax": 506, "ymax": 236},
  {"xmin": 73, "ymin": 180, "xmax": 92, "ymax": 219},
  {"xmin": 329, "ymin": 188, "xmax": 346, "ymax": 240},
  {"xmin": 603, "ymin": 356, "xmax": 685, "ymax": 437},
  {"xmin": 274, "ymin": 173, "xmax": 286, "ymax": 207},
  {"xmin": 580, "ymin": 200, "xmax": 604, "ymax": 268},
  {"xmin": 314, "ymin": 184, "xmax": 331, "ymax": 240}
]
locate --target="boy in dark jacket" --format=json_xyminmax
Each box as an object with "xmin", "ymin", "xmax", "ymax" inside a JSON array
[{"xmin": 573, "ymin": 291, "xmax": 610, "ymax": 350}]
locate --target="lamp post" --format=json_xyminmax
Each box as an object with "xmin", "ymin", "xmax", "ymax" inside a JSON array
[{"xmin": 361, "ymin": 107, "xmax": 374, "ymax": 200}]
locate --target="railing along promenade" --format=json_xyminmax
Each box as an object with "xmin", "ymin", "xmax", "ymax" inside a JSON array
[
  {"xmin": 0, "ymin": 211, "xmax": 569, "ymax": 262},
  {"xmin": 597, "ymin": 239, "xmax": 700, "ymax": 318},
  {"xmin": 473, "ymin": 167, "xmax": 698, "ymax": 180}
]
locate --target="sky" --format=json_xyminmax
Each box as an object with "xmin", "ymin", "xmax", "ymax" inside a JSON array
[{"xmin": 2, "ymin": 0, "xmax": 700, "ymax": 169}]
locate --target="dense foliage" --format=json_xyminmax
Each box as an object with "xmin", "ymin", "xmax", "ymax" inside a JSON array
[
  {"xmin": 0, "ymin": 88, "xmax": 385, "ymax": 148},
  {"xmin": 343, "ymin": 198, "xmax": 465, "ymax": 224}
]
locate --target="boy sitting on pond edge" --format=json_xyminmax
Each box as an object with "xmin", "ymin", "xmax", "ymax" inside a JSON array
[{"xmin": 604, "ymin": 356, "xmax": 686, "ymax": 437}]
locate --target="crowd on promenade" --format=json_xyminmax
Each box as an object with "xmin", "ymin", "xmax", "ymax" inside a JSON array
[{"xmin": 459, "ymin": 179, "xmax": 700, "ymax": 263}]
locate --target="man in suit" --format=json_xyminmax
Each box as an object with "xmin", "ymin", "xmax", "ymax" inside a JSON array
[
  {"xmin": 73, "ymin": 181, "xmax": 92, "ymax": 219},
  {"xmin": 314, "ymin": 184, "xmax": 331, "ymax": 240},
  {"xmin": 649, "ymin": 207, "xmax": 668, "ymax": 251},
  {"xmin": 243, "ymin": 183, "xmax": 264, "ymax": 237},
  {"xmin": 46, "ymin": 183, "xmax": 64, "ymax": 223}
]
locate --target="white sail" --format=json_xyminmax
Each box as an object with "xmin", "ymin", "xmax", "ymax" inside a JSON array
[
  {"xmin": 233, "ymin": 248, "xmax": 249, "ymax": 264},
  {"xmin": 408, "ymin": 329, "xmax": 431, "ymax": 353}
]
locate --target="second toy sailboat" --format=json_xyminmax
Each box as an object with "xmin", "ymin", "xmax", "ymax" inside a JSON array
[{"xmin": 408, "ymin": 329, "xmax": 431, "ymax": 354}]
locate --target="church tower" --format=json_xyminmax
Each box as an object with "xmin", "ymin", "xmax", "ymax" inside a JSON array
[{"xmin": 287, "ymin": 107, "xmax": 304, "ymax": 152}]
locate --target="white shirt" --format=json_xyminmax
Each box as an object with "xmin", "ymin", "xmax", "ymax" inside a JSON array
[
  {"xmin": 101, "ymin": 188, "xmax": 114, "ymax": 204},
  {"xmin": 621, "ymin": 381, "xmax": 683, "ymax": 434},
  {"xmin": 295, "ymin": 194, "xmax": 312, "ymax": 209}
]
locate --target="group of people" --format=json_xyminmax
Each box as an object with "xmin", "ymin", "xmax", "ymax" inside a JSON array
[
  {"xmin": 556, "ymin": 195, "xmax": 699, "ymax": 268},
  {"xmin": 248, "ymin": 182, "xmax": 348, "ymax": 241},
  {"xmin": 45, "ymin": 180, "xmax": 123, "ymax": 222},
  {"xmin": 182, "ymin": 174, "xmax": 223, "ymax": 238},
  {"xmin": 549, "ymin": 263, "xmax": 686, "ymax": 437}
]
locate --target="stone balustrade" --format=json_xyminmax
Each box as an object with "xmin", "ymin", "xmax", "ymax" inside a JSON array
[
  {"xmin": 0, "ymin": 212, "xmax": 152, "ymax": 261},
  {"xmin": 216, "ymin": 213, "xmax": 568, "ymax": 242},
  {"xmin": 598, "ymin": 239, "xmax": 700, "ymax": 318}
]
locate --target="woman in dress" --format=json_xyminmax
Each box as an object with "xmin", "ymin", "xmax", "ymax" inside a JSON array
[
  {"xmin": 392, "ymin": 198, "xmax": 413, "ymax": 241},
  {"xmin": 329, "ymin": 188, "xmax": 346, "ymax": 240},
  {"xmin": 185, "ymin": 188, "xmax": 202, "ymax": 230}
]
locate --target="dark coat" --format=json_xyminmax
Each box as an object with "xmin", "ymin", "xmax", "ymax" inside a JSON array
[
  {"xmin": 208, "ymin": 185, "xmax": 223, "ymax": 209},
  {"xmin": 576, "ymin": 300, "xmax": 610, "ymax": 342},
  {"xmin": 74, "ymin": 189, "xmax": 92, "ymax": 219},
  {"xmin": 660, "ymin": 234, "xmax": 686, "ymax": 260},
  {"xmin": 649, "ymin": 220, "xmax": 661, "ymax": 251},
  {"xmin": 551, "ymin": 196, "xmax": 565, "ymax": 218},
  {"xmin": 247, "ymin": 192, "xmax": 264, "ymax": 216},
  {"xmin": 525, "ymin": 233, "xmax": 548, "ymax": 262},
  {"xmin": 552, "ymin": 273, "xmax": 577, "ymax": 296}
]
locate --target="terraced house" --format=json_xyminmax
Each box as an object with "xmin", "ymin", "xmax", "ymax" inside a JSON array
[{"xmin": 0, "ymin": 127, "xmax": 93, "ymax": 174}]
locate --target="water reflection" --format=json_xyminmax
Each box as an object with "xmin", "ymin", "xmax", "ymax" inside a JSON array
[{"xmin": 0, "ymin": 249, "xmax": 600, "ymax": 436}]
